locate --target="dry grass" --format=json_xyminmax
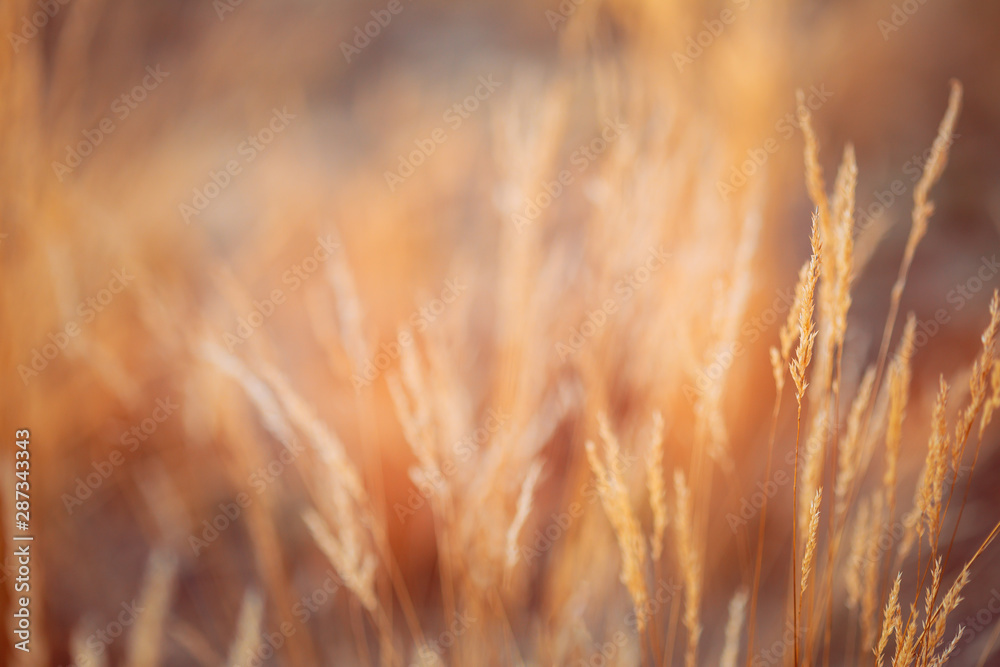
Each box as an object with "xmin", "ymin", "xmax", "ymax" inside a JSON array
[{"xmin": 4, "ymin": 1, "xmax": 1000, "ymax": 666}]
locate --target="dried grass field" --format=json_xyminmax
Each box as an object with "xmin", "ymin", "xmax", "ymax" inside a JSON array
[{"xmin": 4, "ymin": 0, "xmax": 1000, "ymax": 665}]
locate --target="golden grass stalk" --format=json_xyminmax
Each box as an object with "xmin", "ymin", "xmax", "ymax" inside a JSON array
[
  {"xmin": 894, "ymin": 604, "xmax": 919, "ymax": 667},
  {"xmin": 125, "ymin": 550, "xmax": 178, "ymax": 667},
  {"xmin": 255, "ymin": 361, "xmax": 384, "ymax": 627},
  {"xmin": 303, "ymin": 509, "xmax": 378, "ymax": 612},
  {"xmin": 322, "ymin": 227, "xmax": 370, "ymax": 374},
  {"xmin": 720, "ymin": 589, "xmax": 748, "ymax": 667},
  {"xmin": 979, "ymin": 360, "xmax": 1000, "ymax": 439},
  {"xmin": 910, "ymin": 293, "xmax": 1000, "ymax": 651},
  {"xmin": 72, "ymin": 626, "xmax": 108, "ymax": 667},
  {"xmin": 951, "ymin": 291, "xmax": 1000, "ymax": 469},
  {"xmin": 780, "ymin": 260, "xmax": 811, "ymax": 364},
  {"xmin": 799, "ymin": 488, "xmax": 822, "ymax": 601},
  {"xmin": 920, "ymin": 520, "xmax": 1000, "ymax": 662},
  {"xmin": 505, "ymin": 459, "xmax": 544, "ymax": 575},
  {"xmin": 789, "ymin": 211, "xmax": 822, "ymax": 667},
  {"xmin": 924, "ymin": 557, "xmax": 944, "ymax": 625},
  {"xmin": 931, "ymin": 565, "xmax": 969, "ymax": 640},
  {"xmin": 798, "ymin": 406, "xmax": 829, "ymax": 535},
  {"xmin": 227, "ymin": 590, "xmax": 264, "ymax": 667},
  {"xmin": 413, "ymin": 645, "xmax": 447, "ymax": 667},
  {"xmin": 646, "ymin": 410, "xmax": 668, "ymax": 561},
  {"xmin": 911, "ymin": 564, "xmax": 970, "ymax": 665},
  {"xmin": 697, "ymin": 208, "xmax": 762, "ymax": 470},
  {"xmin": 587, "ymin": 416, "xmax": 650, "ymax": 632},
  {"xmin": 831, "ymin": 144, "xmax": 857, "ymax": 350},
  {"xmin": 790, "ymin": 215, "xmax": 822, "ymax": 404},
  {"xmin": 260, "ymin": 361, "xmax": 368, "ymax": 504},
  {"xmin": 861, "ymin": 493, "xmax": 886, "ymax": 651},
  {"xmin": 928, "ymin": 625, "xmax": 964, "ymax": 667},
  {"xmin": 834, "ymin": 366, "xmax": 876, "ymax": 519},
  {"xmin": 673, "ymin": 469, "xmax": 701, "ymax": 667},
  {"xmin": 845, "ymin": 498, "xmax": 872, "ymax": 611},
  {"xmin": 925, "ymin": 377, "xmax": 952, "ymax": 543},
  {"xmin": 201, "ymin": 342, "xmax": 300, "ymax": 453},
  {"xmin": 797, "ymin": 88, "xmax": 839, "ymax": 405},
  {"xmin": 901, "ymin": 377, "xmax": 950, "ymax": 559},
  {"xmin": 387, "ymin": 338, "xmax": 443, "ymax": 480},
  {"xmin": 874, "ymin": 573, "xmax": 901, "ymax": 667},
  {"xmin": 387, "ymin": 372, "xmax": 445, "ymax": 496},
  {"xmin": 770, "ymin": 345, "xmax": 785, "ymax": 395},
  {"xmin": 910, "ymin": 82, "xmax": 963, "ymax": 256},
  {"xmin": 884, "ymin": 315, "xmax": 917, "ymax": 519},
  {"xmin": 853, "ymin": 212, "xmax": 893, "ymax": 279},
  {"xmin": 868, "ymin": 82, "xmax": 962, "ymax": 448},
  {"xmin": 796, "ymin": 88, "xmax": 832, "ymax": 291},
  {"xmin": 749, "ymin": 335, "xmax": 796, "ymax": 662}
]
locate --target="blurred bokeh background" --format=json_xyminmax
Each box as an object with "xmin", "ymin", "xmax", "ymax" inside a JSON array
[{"xmin": 3, "ymin": 0, "xmax": 1000, "ymax": 665}]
